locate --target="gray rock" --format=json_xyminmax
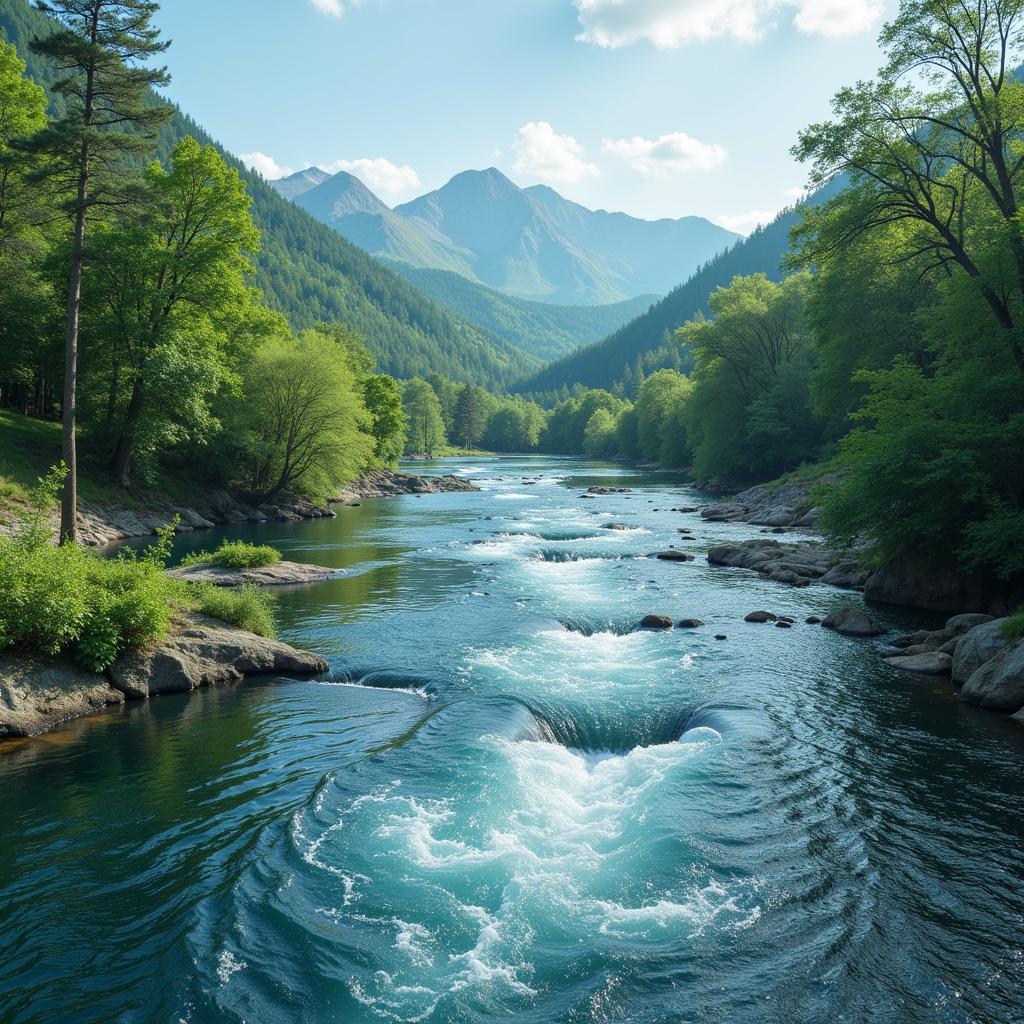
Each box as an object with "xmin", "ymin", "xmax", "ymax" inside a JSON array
[
  {"xmin": 864, "ymin": 549, "xmax": 991, "ymax": 612},
  {"xmin": 587, "ymin": 485, "xmax": 631, "ymax": 494},
  {"xmin": 945, "ymin": 613, "xmax": 994, "ymax": 636},
  {"xmin": 822, "ymin": 607, "xmax": 885, "ymax": 637},
  {"xmin": 601, "ymin": 523, "xmax": 630, "ymax": 531},
  {"xmin": 885, "ymin": 652, "xmax": 953, "ymax": 675},
  {"xmin": 745, "ymin": 611, "xmax": 778, "ymax": 623},
  {"xmin": 640, "ymin": 615, "xmax": 674, "ymax": 630},
  {"xmin": 819, "ymin": 561, "xmax": 871, "ymax": 589},
  {"xmin": 166, "ymin": 560, "xmax": 341, "ymax": 588},
  {"xmin": 952, "ymin": 618, "xmax": 1011, "ymax": 684},
  {"xmin": 655, "ymin": 550, "xmax": 695, "ymax": 562},
  {"xmin": 677, "ymin": 618, "xmax": 704, "ymax": 628},
  {"xmin": 959, "ymin": 642, "xmax": 1024, "ymax": 711},
  {"xmin": 0, "ymin": 657, "xmax": 124, "ymax": 737},
  {"xmin": 108, "ymin": 615, "xmax": 328, "ymax": 699}
]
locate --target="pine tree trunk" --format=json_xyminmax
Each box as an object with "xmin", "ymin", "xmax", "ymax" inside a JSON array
[
  {"xmin": 59, "ymin": 165, "xmax": 88, "ymax": 545},
  {"xmin": 110, "ymin": 378, "xmax": 144, "ymax": 488}
]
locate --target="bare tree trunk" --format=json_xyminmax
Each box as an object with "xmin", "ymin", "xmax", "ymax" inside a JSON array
[{"xmin": 60, "ymin": 164, "xmax": 88, "ymax": 545}]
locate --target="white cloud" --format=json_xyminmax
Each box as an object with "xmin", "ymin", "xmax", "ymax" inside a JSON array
[
  {"xmin": 602, "ymin": 131, "xmax": 726, "ymax": 175},
  {"xmin": 572, "ymin": 0, "xmax": 883, "ymax": 48},
  {"xmin": 715, "ymin": 208, "xmax": 779, "ymax": 234},
  {"xmin": 512, "ymin": 121, "xmax": 600, "ymax": 184},
  {"xmin": 322, "ymin": 157, "xmax": 421, "ymax": 196},
  {"xmin": 310, "ymin": 0, "xmax": 346, "ymax": 16},
  {"xmin": 240, "ymin": 152, "xmax": 294, "ymax": 180}
]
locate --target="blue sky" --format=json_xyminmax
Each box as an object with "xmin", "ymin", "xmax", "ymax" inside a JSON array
[{"xmin": 152, "ymin": 0, "xmax": 897, "ymax": 232}]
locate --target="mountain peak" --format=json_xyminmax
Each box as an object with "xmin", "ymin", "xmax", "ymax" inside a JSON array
[
  {"xmin": 270, "ymin": 165, "xmax": 331, "ymax": 200},
  {"xmin": 292, "ymin": 169, "xmax": 389, "ymax": 220}
]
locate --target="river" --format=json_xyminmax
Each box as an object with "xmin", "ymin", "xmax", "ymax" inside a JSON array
[{"xmin": 1, "ymin": 455, "xmax": 1022, "ymax": 1024}]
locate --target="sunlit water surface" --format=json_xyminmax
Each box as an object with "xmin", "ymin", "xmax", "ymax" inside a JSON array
[{"xmin": 2, "ymin": 456, "xmax": 1022, "ymax": 1024}]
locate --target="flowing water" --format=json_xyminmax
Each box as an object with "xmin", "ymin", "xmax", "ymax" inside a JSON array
[{"xmin": 2, "ymin": 456, "xmax": 1023, "ymax": 1024}]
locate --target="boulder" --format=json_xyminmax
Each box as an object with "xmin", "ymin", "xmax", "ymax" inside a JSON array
[
  {"xmin": 805, "ymin": 616, "xmax": 822, "ymax": 625},
  {"xmin": 0, "ymin": 657, "xmax": 124, "ymax": 737},
  {"xmin": 951, "ymin": 618, "xmax": 1011, "ymax": 684},
  {"xmin": 775, "ymin": 620, "xmax": 793, "ymax": 629},
  {"xmin": 640, "ymin": 615, "xmax": 674, "ymax": 630},
  {"xmin": 819, "ymin": 561, "xmax": 872, "ymax": 589},
  {"xmin": 864, "ymin": 549, "xmax": 992, "ymax": 612},
  {"xmin": 587, "ymin": 486, "xmax": 631, "ymax": 494},
  {"xmin": 108, "ymin": 615, "xmax": 328, "ymax": 699},
  {"xmin": 714, "ymin": 635, "xmax": 728, "ymax": 640},
  {"xmin": 745, "ymin": 611, "xmax": 778, "ymax": 623},
  {"xmin": 655, "ymin": 550, "xmax": 695, "ymax": 562},
  {"xmin": 601, "ymin": 523, "xmax": 630, "ymax": 531},
  {"xmin": 959, "ymin": 642, "xmax": 1024, "ymax": 711},
  {"xmin": 945, "ymin": 612, "xmax": 994, "ymax": 636},
  {"xmin": 677, "ymin": 618, "xmax": 704, "ymax": 628},
  {"xmin": 885, "ymin": 652, "xmax": 953, "ymax": 675},
  {"xmin": 166, "ymin": 560, "xmax": 341, "ymax": 588},
  {"xmin": 821, "ymin": 607, "xmax": 885, "ymax": 637}
]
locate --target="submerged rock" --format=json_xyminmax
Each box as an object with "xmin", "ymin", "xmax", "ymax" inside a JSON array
[
  {"xmin": 744, "ymin": 611, "xmax": 777, "ymax": 623},
  {"xmin": 677, "ymin": 618, "xmax": 704, "ymax": 628},
  {"xmin": 0, "ymin": 657, "xmax": 124, "ymax": 737},
  {"xmin": 601, "ymin": 523, "xmax": 630, "ymax": 531},
  {"xmin": 655, "ymin": 550, "xmax": 695, "ymax": 562},
  {"xmin": 587, "ymin": 486, "xmax": 632, "ymax": 494},
  {"xmin": 885, "ymin": 652, "xmax": 953, "ymax": 675},
  {"xmin": 821, "ymin": 607, "xmax": 885, "ymax": 637}
]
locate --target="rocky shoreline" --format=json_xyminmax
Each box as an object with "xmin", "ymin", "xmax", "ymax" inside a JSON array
[
  {"xmin": 0, "ymin": 613, "xmax": 327, "ymax": 738},
  {"xmin": 9, "ymin": 468, "xmax": 482, "ymax": 548}
]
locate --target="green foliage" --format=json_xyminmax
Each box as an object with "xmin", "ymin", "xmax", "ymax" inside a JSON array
[
  {"xmin": 583, "ymin": 408, "xmax": 618, "ymax": 458},
  {"xmin": 236, "ymin": 328, "xmax": 374, "ymax": 501},
  {"xmin": 180, "ymin": 540, "xmax": 282, "ymax": 570},
  {"xmin": 636, "ymin": 370, "xmax": 692, "ymax": 466},
  {"xmin": 402, "ymin": 378, "xmax": 446, "ymax": 455},
  {"xmin": 1002, "ymin": 613, "xmax": 1024, "ymax": 643},
  {"xmin": 0, "ymin": 482, "xmax": 178, "ymax": 670},
  {"xmin": 188, "ymin": 584, "xmax": 276, "ymax": 639},
  {"xmin": 361, "ymin": 374, "xmax": 406, "ymax": 466}
]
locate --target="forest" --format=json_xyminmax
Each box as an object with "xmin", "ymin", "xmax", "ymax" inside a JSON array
[{"xmin": 2, "ymin": 0, "xmax": 1023, "ymax": 594}]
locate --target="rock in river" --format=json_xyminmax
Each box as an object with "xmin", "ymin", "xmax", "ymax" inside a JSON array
[
  {"xmin": 677, "ymin": 618, "xmax": 704, "ymax": 628},
  {"xmin": 639, "ymin": 615, "xmax": 674, "ymax": 630},
  {"xmin": 167, "ymin": 560, "xmax": 342, "ymax": 588},
  {"xmin": 654, "ymin": 550, "xmax": 695, "ymax": 562},
  {"xmin": 744, "ymin": 610, "xmax": 778, "ymax": 623},
  {"xmin": 951, "ymin": 618, "xmax": 1012, "ymax": 684},
  {"xmin": 959, "ymin": 642, "xmax": 1024, "ymax": 712},
  {"xmin": 821, "ymin": 607, "xmax": 885, "ymax": 637},
  {"xmin": 885, "ymin": 652, "xmax": 953, "ymax": 675},
  {"xmin": 0, "ymin": 658, "xmax": 124, "ymax": 737}
]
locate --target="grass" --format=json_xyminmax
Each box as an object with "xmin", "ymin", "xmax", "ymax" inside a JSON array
[
  {"xmin": 189, "ymin": 584, "xmax": 276, "ymax": 638},
  {"xmin": 1002, "ymin": 612, "xmax": 1024, "ymax": 643},
  {"xmin": 180, "ymin": 540, "xmax": 282, "ymax": 570}
]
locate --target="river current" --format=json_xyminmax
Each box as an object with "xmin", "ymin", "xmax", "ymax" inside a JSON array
[{"xmin": 1, "ymin": 456, "xmax": 1022, "ymax": 1024}]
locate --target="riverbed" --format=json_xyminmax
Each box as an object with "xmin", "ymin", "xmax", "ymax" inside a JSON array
[{"xmin": 2, "ymin": 456, "xmax": 1022, "ymax": 1024}]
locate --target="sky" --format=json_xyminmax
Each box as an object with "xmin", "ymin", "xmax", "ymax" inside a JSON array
[{"xmin": 151, "ymin": 0, "xmax": 898, "ymax": 234}]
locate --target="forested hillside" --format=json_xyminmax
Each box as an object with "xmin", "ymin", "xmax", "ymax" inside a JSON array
[
  {"xmin": 388, "ymin": 265, "xmax": 656, "ymax": 362},
  {"xmin": 517, "ymin": 180, "xmax": 844, "ymax": 395},
  {"xmin": 0, "ymin": 0, "xmax": 538, "ymax": 389}
]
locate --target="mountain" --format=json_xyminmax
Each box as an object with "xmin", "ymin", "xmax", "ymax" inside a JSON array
[
  {"xmin": 281, "ymin": 165, "xmax": 740, "ymax": 306},
  {"xmin": 0, "ymin": 0, "xmax": 538, "ymax": 390},
  {"xmin": 271, "ymin": 166, "xmax": 330, "ymax": 200},
  {"xmin": 390, "ymin": 265, "xmax": 657, "ymax": 362},
  {"xmin": 515, "ymin": 178, "xmax": 846, "ymax": 395}
]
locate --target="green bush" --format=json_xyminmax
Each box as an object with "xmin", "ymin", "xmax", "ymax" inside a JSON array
[
  {"xmin": 189, "ymin": 584, "xmax": 276, "ymax": 638},
  {"xmin": 180, "ymin": 540, "xmax": 282, "ymax": 569},
  {"xmin": 1002, "ymin": 612, "xmax": 1024, "ymax": 644}
]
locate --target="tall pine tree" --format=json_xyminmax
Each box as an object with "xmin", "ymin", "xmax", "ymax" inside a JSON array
[{"xmin": 24, "ymin": 0, "xmax": 170, "ymax": 542}]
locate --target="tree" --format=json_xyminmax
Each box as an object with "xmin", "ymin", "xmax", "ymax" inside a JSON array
[
  {"xmin": 583, "ymin": 408, "xmax": 618, "ymax": 458},
  {"xmin": 24, "ymin": 0, "xmax": 170, "ymax": 541},
  {"xmin": 238, "ymin": 329, "xmax": 373, "ymax": 501},
  {"xmin": 402, "ymin": 378, "xmax": 446, "ymax": 455},
  {"xmin": 361, "ymin": 374, "xmax": 406, "ymax": 466},
  {"xmin": 452, "ymin": 383, "xmax": 484, "ymax": 449},
  {"xmin": 635, "ymin": 370, "xmax": 693, "ymax": 465},
  {"xmin": 793, "ymin": 0, "xmax": 1024, "ymax": 374},
  {"xmin": 86, "ymin": 136, "xmax": 263, "ymax": 485},
  {"xmin": 0, "ymin": 38, "xmax": 57, "ymax": 417}
]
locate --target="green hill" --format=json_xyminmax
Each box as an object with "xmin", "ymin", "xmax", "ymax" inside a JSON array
[
  {"xmin": 387, "ymin": 265, "xmax": 657, "ymax": 362},
  {"xmin": 0, "ymin": 0, "xmax": 539, "ymax": 390}
]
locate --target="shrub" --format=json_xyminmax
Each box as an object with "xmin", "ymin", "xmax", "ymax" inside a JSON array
[
  {"xmin": 181, "ymin": 540, "xmax": 281, "ymax": 569},
  {"xmin": 1002, "ymin": 612, "xmax": 1024, "ymax": 644},
  {"xmin": 189, "ymin": 584, "xmax": 276, "ymax": 638}
]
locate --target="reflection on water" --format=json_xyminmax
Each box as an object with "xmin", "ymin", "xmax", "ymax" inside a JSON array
[{"xmin": 1, "ymin": 456, "xmax": 1022, "ymax": 1024}]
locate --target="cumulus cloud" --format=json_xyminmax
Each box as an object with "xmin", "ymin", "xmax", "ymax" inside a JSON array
[
  {"xmin": 323, "ymin": 157, "xmax": 421, "ymax": 196},
  {"xmin": 572, "ymin": 0, "xmax": 883, "ymax": 48},
  {"xmin": 714, "ymin": 208, "xmax": 779, "ymax": 234},
  {"xmin": 240, "ymin": 152, "xmax": 294, "ymax": 180},
  {"xmin": 602, "ymin": 131, "xmax": 726, "ymax": 175},
  {"xmin": 512, "ymin": 121, "xmax": 600, "ymax": 184}
]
